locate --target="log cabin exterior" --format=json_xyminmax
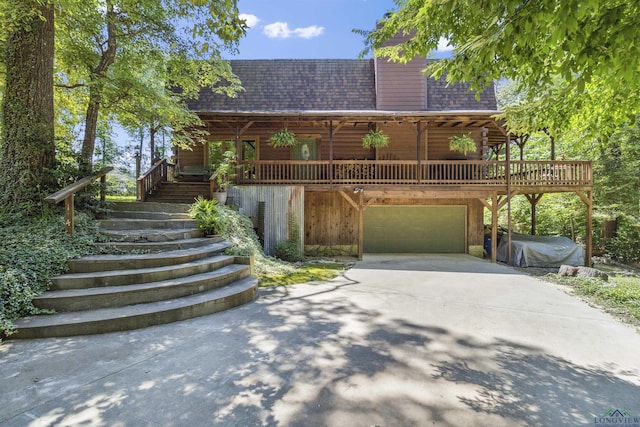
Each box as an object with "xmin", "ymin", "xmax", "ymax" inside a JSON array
[{"xmin": 161, "ymin": 52, "xmax": 593, "ymax": 263}]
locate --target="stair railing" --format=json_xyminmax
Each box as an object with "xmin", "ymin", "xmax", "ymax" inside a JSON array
[
  {"xmin": 45, "ymin": 167, "xmax": 114, "ymax": 236},
  {"xmin": 137, "ymin": 158, "xmax": 174, "ymax": 202}
]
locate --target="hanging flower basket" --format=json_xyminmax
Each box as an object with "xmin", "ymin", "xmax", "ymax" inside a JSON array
[
  {"xmin": 362, "ymin": 129, "xmax": 389, "ymax": 149},
  {"xmin": 269, "ymin": 128, "xmax": 297, "ymax": 147},
  {"xmin": 449, "ymin": 133, "xmax": 477, "ymax": 155}
]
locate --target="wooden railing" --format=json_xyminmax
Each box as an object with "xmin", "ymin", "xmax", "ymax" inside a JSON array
[
  {"xmin": 137, "ymin": 159, "xmax": 174, "ymax": 201},
  {"xmin": 45, "ymin": 167, "xmax": 113, "ymax": 235},
  {"xmin": 237, "ymin": 160, "xmax": 592, "ymax": 187}
]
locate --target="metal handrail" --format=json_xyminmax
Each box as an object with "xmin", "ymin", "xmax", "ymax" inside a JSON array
[{"xmin": 45, "ymin": 166, "xmax": 113, "ymax": 235}]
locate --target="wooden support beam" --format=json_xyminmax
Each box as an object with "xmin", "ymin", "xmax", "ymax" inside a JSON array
[
  {"xmin": 338, "ymin": 190, "xmax": 359, "ymax": 210},
  {"xmin": 525, "ymin": 193, "xmax": 543, "ymax": 235},
  {"xmin": 329, "ymin": 121, "xmax": 346, "ymax": 135},
  {"xmin": 492, "ymin": 193, "xmax": 498, "ymax": 263},
  {"xmin": 238, "ymin": 121, "xmax": 254, "ymax": 136},
  {"xmin": 576, "ymin": 190, "xmax": 593, "ymax": 267},
  {"xmin": 358, "ymin": 190, "xmax": 364, "ymax": 261}
]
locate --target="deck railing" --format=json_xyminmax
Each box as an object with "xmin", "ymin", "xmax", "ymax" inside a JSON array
[
  {"xmin": 137, "ymin": 159, "xmax": 174, "ymax": 201},
  {"xmin": 237, "ymin": 160, "xmax": 592, "ymax": 187}
]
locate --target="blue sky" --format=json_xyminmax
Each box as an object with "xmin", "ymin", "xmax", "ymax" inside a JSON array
[{"xmin": 230, "ymin": 0, "xmax": 397, "ymax": 59}]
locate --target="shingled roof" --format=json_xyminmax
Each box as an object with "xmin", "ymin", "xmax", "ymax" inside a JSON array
[
  {"xmin": 189, "ymin": 59, "xmax": 376, "ymax": 113},
  {"xmin": 187, "ymin": 59, "xmax": 497, "ymax": 113}
]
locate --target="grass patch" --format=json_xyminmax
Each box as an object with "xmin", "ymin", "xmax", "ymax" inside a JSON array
[
  {"xmin": 545, "ymin": 274, "xmax": 640, "ymax": 326},
  {"xmin": 105, "ymin": 195, "xmax": 136, "ymax": 202},
  {"xmin": 260, "ymin": 262, "xmax": 348, "ymax": 287}
]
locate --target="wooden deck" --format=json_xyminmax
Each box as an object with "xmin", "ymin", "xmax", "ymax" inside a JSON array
[{"xmin": 236, "ymin": 160, "xmax": 592, "ymax": 193}]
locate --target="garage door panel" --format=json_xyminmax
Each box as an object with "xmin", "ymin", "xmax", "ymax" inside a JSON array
[{"xmin": 364, "ymin": 206, "xmax": 466, "ymax": 253}]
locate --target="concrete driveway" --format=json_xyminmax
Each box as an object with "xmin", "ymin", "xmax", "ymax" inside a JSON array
[{"xmin": 2, "ymin": 254, "xmax": 640, "ymax": 426}]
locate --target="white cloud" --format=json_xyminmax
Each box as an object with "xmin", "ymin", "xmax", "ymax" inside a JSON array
[
  {"xmin": 294, "ymin": 25, "xmax": 325, "ymax": 39},
  {"xmin": 437, "ymin": 37, "xmax": 453, "ymax": 51},
  {"xmin": 264, "ymin": 22, "xmax": 291, "ymax": 38},
  {"xmin": 239, "ymin": 13, "xmax": 260, "ymax": 28},
  {"xmin": 263, "ymin": 21, "xmax": 325, "ymax": 39}
]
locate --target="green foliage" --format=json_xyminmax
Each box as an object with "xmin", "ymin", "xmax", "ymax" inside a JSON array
[
  {"xmin": 53, "ymin": 0, "xmax": 247, "ymax": 170},
  {"xmin": 213, "ymin": 151, "xmax": 237, "ymax": 191},
  {"xmin": 0, "ymin": 211, "xmax": 100, "ymax": 337},
  {"xmin": 549, "ymin": 274, "xmax": 640, "ymax": 325},
  {"xmin": 607, "ymin": 215, "xmax": 640, "ymax": 264},
  {"xmin": 269, "ymin": 129, "xmax": 297, "ymax": 148},
  {"xmin": 449, "ymin": 133, "xmax": 477, "ymax": 155},
  {"xmin": 188, "ymin": 196, "xmax": 225, "ymax": 235},
  {"xmin": 213, "ymin": 206, "xmax": 296, "ymax": 277},
  {"xmin": 274, "ymin": 217, "xmax": 305, "ymax": 262},
  {"xmin": 362, "ymin": 0, "xmax": 640, "ymax": 136},
  {"xmin": 362, "ymin": 129, "xmax": 389, "ymax": 149}
]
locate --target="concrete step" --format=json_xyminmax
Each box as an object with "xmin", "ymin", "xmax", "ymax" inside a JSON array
[
  {"xmin": 109, "ymin": 201, "xmax": 192, "ymax": 213},
  {"xmin": 95, "ymin": 237, "xmax": 219, "ymax": 252},
  {"xmin": 52, "ymin": 255, "xmax": 236, "ymax": 290},
  {"xmin": 99, "ymin": 228, "xmax": 203, "ymax": 242},
  {"xmin": 145, "ymin": 196, "xmax": 204, "ymax": 204},
  {"xmin": 99, "ymin": 218, "xmax": 199, "ymax": 231},
  {"xmin": 68, "ymin": 241, "xmax": 232, "ymax": 273},
  {"xmin": 107, "ymin": 210, "xmax": 192, "ymax": 220},
  {"xmin": 11, "ymin": 277, "xmax": 258, "ymax": 339},
  {"xmin": 35, "ymin": 264, "xmax": 251, "ymax": 312}
]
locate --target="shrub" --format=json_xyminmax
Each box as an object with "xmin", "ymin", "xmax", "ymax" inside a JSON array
[
  {"xmin": 188, "ymin": 196, "xmax": 225, "ymax": 235},
  {"xmin": 0, "ymin": 210, "xmax": 100, "ymax": 337}
]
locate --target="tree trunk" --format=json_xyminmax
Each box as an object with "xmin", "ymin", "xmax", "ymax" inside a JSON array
[
  {"xmin": 0, "ymin": 1, "xmax": 55, "ymax": 207},
  {"xmin": 79, "ymin": 0, "xmax": 117, "ymax": 174}
]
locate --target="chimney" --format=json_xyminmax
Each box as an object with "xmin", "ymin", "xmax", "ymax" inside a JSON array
[{"xmin": 374, "ymin": 26, "xmax": 427, "ymax": 111}]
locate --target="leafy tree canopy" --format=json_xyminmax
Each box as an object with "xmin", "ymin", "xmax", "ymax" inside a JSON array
[{"xmin": 362, "ymin": 0, "xmax": 640, "ymax": 136}]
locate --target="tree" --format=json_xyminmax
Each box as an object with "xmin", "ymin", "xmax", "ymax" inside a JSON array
[
  {"xmin": 361, "ymin": 0, "xmax": 640, "ymax": 136},
  {"xmin": 55, "ymin": 0, "xmax": 246, "ymax": 173},
  {"xmin": 0, "ymin": 1, "xmax": 56, "ymax": 208}
]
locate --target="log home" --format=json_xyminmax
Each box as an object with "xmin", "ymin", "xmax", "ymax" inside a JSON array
[{"xmin": 140, "ymin": 50, "xmax": 593, "ymax": 263}]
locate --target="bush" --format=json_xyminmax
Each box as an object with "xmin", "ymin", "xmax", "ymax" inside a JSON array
[
  {"xmin": 188, "ymin": 196, "xmax": 225, "ymax": 235},
  {"xmin": 0, "ymin": 210, "xmax": 100, "ymax": 337}
]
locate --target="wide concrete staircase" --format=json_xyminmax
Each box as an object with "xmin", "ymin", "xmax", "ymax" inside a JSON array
[{"xmin": 11, "ymin": 202, "xmax": 258, "ymax": 339}]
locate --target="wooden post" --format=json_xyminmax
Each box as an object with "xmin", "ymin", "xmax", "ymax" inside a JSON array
[
  {"xmin": 100, "ymin": 175, "xmax": 107, "ymax": 201},
  {"xmin": 506, "ymin": 135, "xmax": 512, "ymax": 265},
  {"xmin": 358, "ymin": 190, "xmax": 364, "ymax": 261},
  {"xmin": 577, "ymin": 191, "xmax": 593, "ymax": 267},
  {"xmin": 492, "ymin": 194, "xmax": 498, "ymax": 263},
  {"xmin": 64, "ymin": 194, "xmax": 74, "ymax": 236},
  {"xmin": 329, "ymin": 121, "xmax": 334, "ymax": 186},
  {"xmin": 525, "ymin": 194, "xmax": 543, "ymax": 235}
]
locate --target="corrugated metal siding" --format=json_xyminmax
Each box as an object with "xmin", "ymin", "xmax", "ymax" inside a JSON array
[{"xmin": 228, "ymin": 185, "xmax": 304, "ymax": 255}]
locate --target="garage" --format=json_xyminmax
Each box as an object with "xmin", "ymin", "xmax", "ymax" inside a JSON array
[{"xmin": 363, "ymin": 205, "xmax": 467, "ymax": 253}]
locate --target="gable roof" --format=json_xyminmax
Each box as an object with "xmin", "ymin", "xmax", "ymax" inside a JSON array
[
  {"xmin": 189, "ymin": 59, "xmax": 376, "ymax": 113},
  {"xmin": 187, "ymin": 59, "xmax": 497, "ymax": 114}
]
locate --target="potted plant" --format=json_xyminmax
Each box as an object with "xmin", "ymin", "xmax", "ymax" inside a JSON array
[
  {"xmin": 211, "ymin": 151, "xmax": 236, "ymax": 205},
  {"xmin": 188, "ymin": 196, "xmax": 226, "ymax": 236},
  {"xmin": 362, "ymin": 129, "xmax": 389, "ymax": 149},
  {"xmin": 449, "ymin": 133, "xmax": 478, "ymax": 155},
  {"xmin": 269, "ymin": 128, "xmax": 297, "ymax": 147}
]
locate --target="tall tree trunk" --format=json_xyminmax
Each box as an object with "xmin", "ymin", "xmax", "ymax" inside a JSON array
[
  {"xmin": 0, "ymin": 1, "xmax": 55, "ymax": 207},
  {"xmin": 79, "ymin": 0, "xmax": 117, "ymax": 174}
]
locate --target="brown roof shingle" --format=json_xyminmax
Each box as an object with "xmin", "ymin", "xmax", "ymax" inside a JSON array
[
  {"xmin": 187, "ymin": 59, "xmax": 497, "ymax": 113},
  {"xmin": 188, "ymin": 59, "xmax": 376, "ymax": 112}
]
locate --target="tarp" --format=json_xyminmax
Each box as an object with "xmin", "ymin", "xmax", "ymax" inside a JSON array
[{"xmin": 496, "ymin": 233, "xmax": 584, "ymax": 267}]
